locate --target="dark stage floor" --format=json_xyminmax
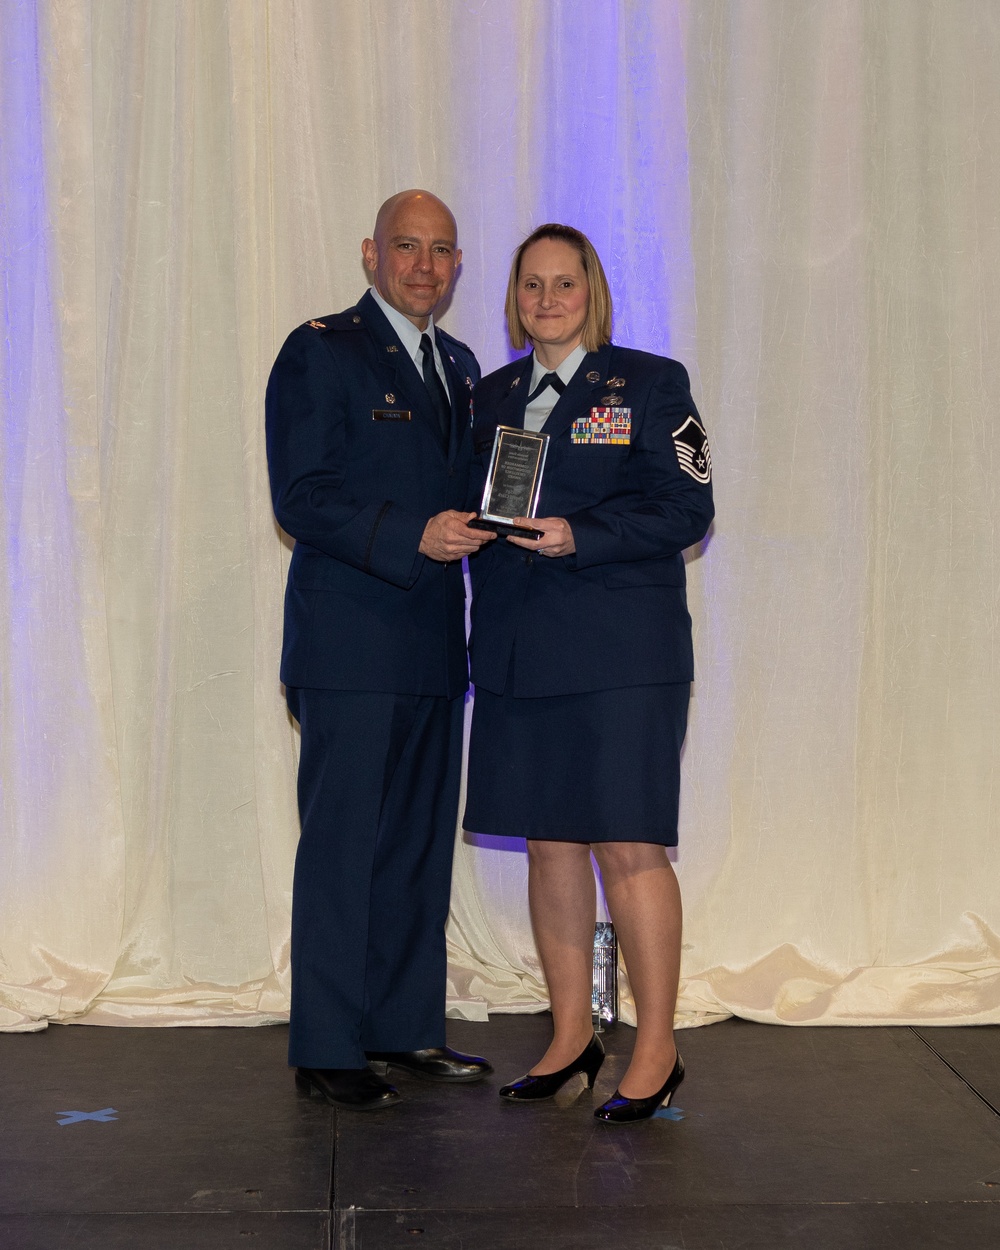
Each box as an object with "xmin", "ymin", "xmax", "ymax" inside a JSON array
[{"xmin": 1, "ymin": 1015, "xmax": 999, "ymax": 1248}]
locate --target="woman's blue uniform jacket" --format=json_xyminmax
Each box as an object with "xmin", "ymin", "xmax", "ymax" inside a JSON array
[
  {"xmin": 467, "ymin": 343, "xmax": 715, "ymax": 698},
  {"xmin": 265, "ymin": 290, "xmax": 480, "ymax": 698}
]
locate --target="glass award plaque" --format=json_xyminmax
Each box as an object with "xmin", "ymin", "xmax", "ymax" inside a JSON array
[{"xmin": 469, "ymin": 425, "xmax": 550, "ymax": 540}]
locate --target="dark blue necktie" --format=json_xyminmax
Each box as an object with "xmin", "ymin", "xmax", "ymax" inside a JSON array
[
  {"xmin": 526, "ymin": 372, "xmax": 566, "ymax": 403},
  {"xmin": 419, "ymin": 333, "xmax": 451, "ymax": 439}
]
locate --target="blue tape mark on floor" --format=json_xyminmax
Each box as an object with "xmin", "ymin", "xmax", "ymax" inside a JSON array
[
  {"xmin": 56, "ymin": 1108, "xmax": 118, "ymax": 1125},
  {"xmin": 652, "ymin": 1105, "xmax": 685, "ymax": 1121}
]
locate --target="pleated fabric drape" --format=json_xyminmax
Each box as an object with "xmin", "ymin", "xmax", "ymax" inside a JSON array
[{"xmin": 1, "ymin": 0, "xmax": 998, "ymax": 1032}]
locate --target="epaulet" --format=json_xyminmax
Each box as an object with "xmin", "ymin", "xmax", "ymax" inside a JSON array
[
  {"xmin": 300, "ymin": 309, "xmax": 363, "ymax": 333},
  {"xmin": 436, "ymin": 327, "xmax": 473, "ymax": 353},
  {"xmin": 495, "ymin": 357, "xmax": 527, "ymax": 381},
  {"xmin": 475, "ymin": 358, "xmax": 523, "ymax": 392}
]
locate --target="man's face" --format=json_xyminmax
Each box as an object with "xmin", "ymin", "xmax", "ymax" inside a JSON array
[{"xmin": 362, "ymin": 196, "xmax": 462, "ymax": 329}]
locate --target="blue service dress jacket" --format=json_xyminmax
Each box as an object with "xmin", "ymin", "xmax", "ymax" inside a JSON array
[
  {"xmin": 266, "ymin": 289, "xmax": 480, "ymax": 699},
  {"xmin": 467, "ymin": 343, "xmax": 715, "ymax": 698}
]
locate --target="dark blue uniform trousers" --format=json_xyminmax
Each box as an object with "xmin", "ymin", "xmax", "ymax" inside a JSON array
[{"xmin": 285, "ymin": 687, "xmax": 464, "ymax": 1069}]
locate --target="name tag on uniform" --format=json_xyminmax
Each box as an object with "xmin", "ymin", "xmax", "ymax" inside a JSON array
[
  {"xmin": 571, "ymin": 407, "xmax": 631, "ymax": 444},
  {"xmin": 372, "ymin": 409, "xmax": 411, "ymax": 421}
]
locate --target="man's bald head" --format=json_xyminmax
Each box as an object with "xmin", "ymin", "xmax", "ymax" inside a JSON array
[
  {"xmin": 372, "ymin": 190, "xmax": 457, "ymax": 247},
  {"xmin": 362, "ymin": 191, "xmax": 462, "ymax": 329}
]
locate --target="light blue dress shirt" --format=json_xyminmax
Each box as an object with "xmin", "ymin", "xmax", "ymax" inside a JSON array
[
  {"xmin": 523, "ymin": 344, "xmax": 587, "ymax": 433},
  {"xmin": 371, "ymin": 285, "xmax": 452, "ymax": 400}
]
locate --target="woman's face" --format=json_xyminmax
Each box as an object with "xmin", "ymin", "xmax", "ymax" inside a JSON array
[{"xmin": 516, "ymin": 238, "xmax": 590, "ymax": 359}]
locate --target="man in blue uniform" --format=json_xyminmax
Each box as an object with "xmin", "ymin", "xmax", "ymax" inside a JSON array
[{"xmin": 265, "ymin": 191, "xmax": 494, "ymax": 1110}]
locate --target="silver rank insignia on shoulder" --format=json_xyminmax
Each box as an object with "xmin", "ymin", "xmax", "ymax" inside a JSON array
[
  {"xmin": 385, "ymin": 393, "xmax": 396, "ymax": 404},
  {"xmin": 385, "ymin": 344, "xmax": 398, "ymax": 353},
  {"xmin": 602, "ymin": 393, "xmax": 623, "ymax": 405},
  {"xmin": 307, "ymin": 320, "xmax": 326, "ymax": 330},
  {"xmin": 586, "ymin": 371, "xmax": 601, "ymax": 383},
  {"xmin": 607, "ymin": 377, "xmax": 626, "ymax": 388}
]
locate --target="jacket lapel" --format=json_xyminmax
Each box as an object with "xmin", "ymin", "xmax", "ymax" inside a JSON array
[
  {"xmin": 491, "ymin": 354, "xmax": 535, "ymax": 431},
  {"xmin": 440, "ymin": 344, "xmax": 474, "ymax": 463}
]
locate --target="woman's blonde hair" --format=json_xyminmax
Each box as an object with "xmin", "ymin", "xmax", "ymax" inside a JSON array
[{"xmin": 504, "ymin": 224, "xmax": 613, "ymax": 353}]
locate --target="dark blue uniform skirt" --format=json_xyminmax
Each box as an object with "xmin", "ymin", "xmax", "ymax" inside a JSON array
[{"xmin": 463, "ymin": 681, "xmax": 690, "ymax": 845}]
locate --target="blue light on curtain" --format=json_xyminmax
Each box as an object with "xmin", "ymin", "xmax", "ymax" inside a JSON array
[
  {"xmin": 528, "ymin": 1, "xmax": 693, "ymax": 359},
  {"xmin": 0, "ymin": 0, "xmax": 83, "ymax": 846}
]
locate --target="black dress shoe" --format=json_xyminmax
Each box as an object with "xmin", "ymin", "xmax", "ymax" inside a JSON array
[
  {"xmin": 593, "ymin": 1052, "xmax": 684, "ymax": 1124},
  {"xmin": 365, "ymin": 1046, "xmax": 493, "ymax": 1083},
  {"xmin": 295, "ymin": 1066, "xmax": 401, "ymax": 1110},
  {"xmin": 499, "ymin": 1034, "xmax": 605, "ymax": 1102}
]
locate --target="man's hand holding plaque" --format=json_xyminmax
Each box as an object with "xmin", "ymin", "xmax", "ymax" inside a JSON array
[{"xmin": 469, "ymin": 425, "xmax": 550, "ymax": 541}]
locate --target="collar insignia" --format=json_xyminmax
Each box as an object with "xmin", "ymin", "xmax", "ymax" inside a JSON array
[{"xmin": 586, "ymin": 371, "xmax": 601, "ymax": 383}]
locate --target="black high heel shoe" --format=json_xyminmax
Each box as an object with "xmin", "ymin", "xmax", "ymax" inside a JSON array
[
  {"xmin": 593, "ymin": 1052, "xmax": 684, "ymax": 1124},
  {"xmin": 499, "ymin": 1034, "xmax": 605, "ymax": 1102}
]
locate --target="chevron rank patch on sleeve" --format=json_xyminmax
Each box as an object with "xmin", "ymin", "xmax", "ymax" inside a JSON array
[{"xmin": 671, "ymin": 415, "xmax": 712, "ymax": 483}]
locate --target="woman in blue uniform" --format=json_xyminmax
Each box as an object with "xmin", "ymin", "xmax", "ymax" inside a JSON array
[{"xmin": 464, "ymin": 224, "xmax": 714, "ymax": 1123}]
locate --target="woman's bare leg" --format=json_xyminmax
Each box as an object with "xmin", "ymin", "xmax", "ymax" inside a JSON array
[
  {"xmin": 592, "ymin": 841, "xmax": 682, "ymax": 1098},
  {"xmin": 525, "ymin": 839, "xmax": 598, "ymax": 1074}
]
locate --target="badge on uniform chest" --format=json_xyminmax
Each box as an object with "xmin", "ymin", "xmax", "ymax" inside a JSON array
[{"xmin": 571, "ymin": 407, "xmax": 632, "ymax": 444}]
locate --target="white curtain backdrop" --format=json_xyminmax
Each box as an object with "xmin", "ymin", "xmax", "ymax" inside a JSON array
[{"xmin": 1, "ymin": 0, "xmax": 998, "ymax": 1033}]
